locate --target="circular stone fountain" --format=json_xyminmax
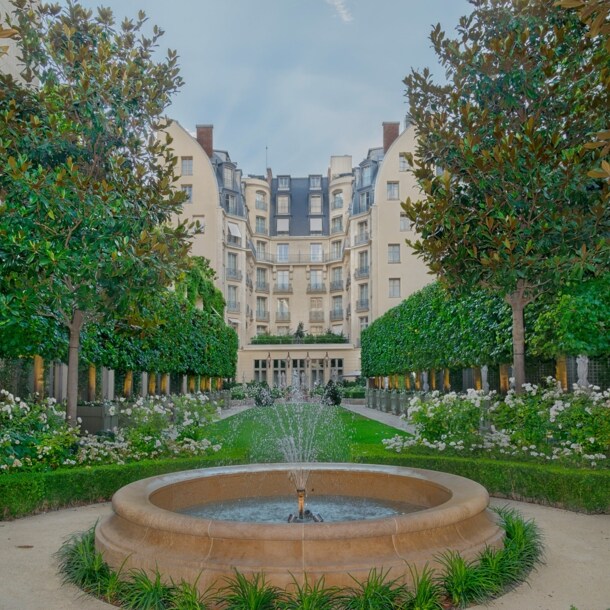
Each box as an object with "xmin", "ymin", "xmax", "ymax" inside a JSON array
[{"xmin": 95, "ymin": 463, "xmax": 503, "ymax": 594}]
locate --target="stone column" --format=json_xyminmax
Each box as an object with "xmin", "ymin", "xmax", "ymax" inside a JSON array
[
  {"xmin": 576, "ymin": 355, "xmax": 589, "ymax": 388},
  {"xmin": 141, "ymin": 372, "xmax": 148, "ymax": 397},
  {"xmin": 481, "ymin": 365, "xmax": 489, "ymax": 393},
  {"xmin": 422, "ymin": 371, "xmax": 429, "ymax": 392}
]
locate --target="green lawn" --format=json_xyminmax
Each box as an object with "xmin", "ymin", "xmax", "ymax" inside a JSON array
[{"xmin": 206, "ymin": 404, "xmax": 408, "ymax": 464}]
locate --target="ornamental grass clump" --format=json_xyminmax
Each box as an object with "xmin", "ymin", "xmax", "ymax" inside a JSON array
[
  {"xmin": 215, "ymin": 571, "xmax": 280, "ymax": 609},
  {"xmin": 335, "ymin": 568, "xmax": 407, "ymax": 609},
  {"xmin": 276, "ymin": 575, "xmax": 339, "ymax": 609}
]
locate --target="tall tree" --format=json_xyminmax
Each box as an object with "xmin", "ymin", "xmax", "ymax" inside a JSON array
[
  {"xmin": 0, "ymin": 1, "xmax": 197, "ymax": 421},
  {"xmin": 402, "ymin": 0, "xmax": 609, "ymax": 391}
]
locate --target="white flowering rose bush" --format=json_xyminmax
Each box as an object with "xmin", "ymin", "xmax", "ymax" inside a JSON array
[
  {"xmin": 0, "ymin": 391, "xmax": 221, "ymax": 473},
  {"xmin": 383, "ymin": 380, "xmax": 610, "ymax": 468}
]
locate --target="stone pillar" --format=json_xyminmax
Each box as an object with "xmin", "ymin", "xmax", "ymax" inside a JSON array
[
  {"xmin": 576, "ymin": 355, "xmax": 589, "ymax": 388},
  {"xmin": 141, "ymin": 372, "xmax": 148, "ymax": 397},
  {"xmin": 181, "ymin": 375, "xmax": 188, "ymax": 395},
  {"xmin": 422, "ymin": 371, "xmax": 429, "ymax": 392},
  {"xmin": 101, "ymin": 367, "xmax": 115, "ymax": 401},
  {"xmin": 54, "ymin": 362, "xmax": 68, "ymax": 402},
  {"xmin": 481, "ymin": 365, "xmax": 489, "ymax": 393}
]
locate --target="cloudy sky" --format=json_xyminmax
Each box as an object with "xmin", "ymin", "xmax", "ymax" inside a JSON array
[{"xmin": 69, "ymin": 0, "xmax": 472, "ymax": 176}]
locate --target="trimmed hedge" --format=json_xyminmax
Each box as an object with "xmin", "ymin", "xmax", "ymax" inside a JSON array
[
  {"xmin": 2, "ymin": 451, "xmax": 608, "ymax": 519},
  {"xmin": 355, "ymin": 450, "xmax": 610, "ymax": 514},
  {"xmin": 0, "ymin": 455, "xmax": 243, "ymax": 520}
]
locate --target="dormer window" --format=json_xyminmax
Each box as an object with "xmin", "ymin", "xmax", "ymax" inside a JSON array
[
  {"xmin": 309, "ymin": 175, "xmax": 321, "ymax": 189},
  {"xmin": 223, "ymin": 166, "xmax": 234, "ymax": 188},
  {"xmin": 278, "ymin": 176, "xmax": 290, "ymax": 190},
  {"xmin": 362, "ymin": 165, "xmax": 372, "ymax": 186}
]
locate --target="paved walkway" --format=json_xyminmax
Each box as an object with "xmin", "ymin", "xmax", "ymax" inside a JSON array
[{"xmin": 0, "ymin": 403, "xmax": 608, "ymax": 610}]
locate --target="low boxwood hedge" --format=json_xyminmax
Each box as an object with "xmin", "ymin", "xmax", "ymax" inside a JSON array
[{"xmin": 1, "ymin": 452, "xmax": 608, "ymax": 519}]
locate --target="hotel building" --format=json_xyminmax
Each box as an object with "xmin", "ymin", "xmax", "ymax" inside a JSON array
[{"xmin": 166, "ymin": 119, "xmax": 432, "ymax": 386}]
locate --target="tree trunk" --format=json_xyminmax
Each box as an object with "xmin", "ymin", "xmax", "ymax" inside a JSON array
[
  {"xmin": 505, "ymin": 285, "xmax": 527, "ymax": 394},
  {"xmin": 67, "ymin": 310, "xmax": 85, "ymax": 426}
]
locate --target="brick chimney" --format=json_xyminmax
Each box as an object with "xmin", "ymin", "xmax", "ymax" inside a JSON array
[
  {"xmin": 383, "ymin": 121, "xmax": 400, "ymax": 153},
  {"xmin": 266, "ymin": 167, "xmax": 273, "ymax": 187},
  {"xmin": 196, "ymin": 124, "xmax": 213, "ymax": 158}
]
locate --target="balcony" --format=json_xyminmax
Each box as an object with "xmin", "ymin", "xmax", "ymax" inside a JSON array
[
  {"xmin": 330, "ymin": 223, "xmax": 343, "ymax": 235},
  {"xmin": 276, "ymin": 311, "xmax": 291, "ymax": 322},
  {"xmin": 331, "ymin": 199, "xmax": 343, "ymax": 211},
  {"xmin": 256, "ymin": 281, "xmax": 269, "ymax": 293},
  {"xmin": 354, "ymin": 266, "xmax": 369, "ymax": 280},
  {"xmin": 330, "ymin": 280, "xmax": 343, "ymax": 292},
  {"xmin": 328, "ymin": 249, "xmax": 343, "ymax": 262},
  {"xmin": 330, "ymin": 308, "xmax": 343, "ymax": 321},
  {"xmin": 256, "ymin": 250, "xmax": 273, "ymax": 263},
  {"xmin": 309, "ymin": 310, "xmax": 325, "ymax": 323},
  {"xmin": 274, "ymin": 283, "xmax": 293, "ymax": 294},
  {"xmin": 225, "ymin": 268, "xmax": 243, "ymax": 282},
  {"xmin": 256, "ymin": 310, "xmax": 270, "ymax": 322},
  {"xmin": 227, "ymin": 235, "xmax": 242, "ymax": 248},
  {"xmin": 356, "ymin": 299, "xmax": 370, "ymax": 312},
  {"xmin": 353, "ymin": 231, "xmax": 369, "ymax": 246},
  {"xmin": 226, "ymin": 301, "xmax": 240, "ymax": 313},
  {"xmin": 306, "ymin": 283, "xmax": 326, "ymax": 294}
]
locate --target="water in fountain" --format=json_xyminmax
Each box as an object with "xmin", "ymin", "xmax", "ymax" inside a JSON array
[{"xmin": 249, "ymin": 380, "xmax": 349, "ymax": 521}]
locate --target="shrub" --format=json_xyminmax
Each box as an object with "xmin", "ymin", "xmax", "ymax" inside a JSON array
[{"xmin": 322, "ymin": 380, "xmax": 342, "ymax": 406}]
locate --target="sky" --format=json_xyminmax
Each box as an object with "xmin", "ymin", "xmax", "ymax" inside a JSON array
[{"xmin": 68, "ymin": 0, "xmax": 472, "ymax": 177}]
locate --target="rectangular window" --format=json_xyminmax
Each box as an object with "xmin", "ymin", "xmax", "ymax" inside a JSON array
[
  {"xmin": 277, "ymin": 194, "xmax": 290, "ymax": 215},
  {"xmin": 309, "ymin": 217, "xmax": 323, "ymax": 234},
  {"xmin": 330, "ymin": 358, "xmax": 343, "ymax": 380},
  {"xmin": 309, "ymin": 175, "xmax": 321, "ymax": 189},
  {"xmin": 310, "ymin": 297, "xmax": 322, "ymax": 310},
  {"xmin": 332, "ymin": 295, "xmax": 342, "ymax": 310},
  {"xmin": 277, "ymin": 218, "xmax": 290, "ymax": 234},
  {"xmin": 255, "ymin": 216, "xmax": 267, "ymax": 234},
  {"xmin": 310, "ymin": 269, "xmax": 322, "ymax": 289},
  {"xmin": 225, "ymin": 193, "xmax": 237, "ymax": 214},
  {"xmin": 181, "ymin": 157, "xmax": 193, "ymax": 176},
  {"xmin": 223, "ymin": 166, "xmax": 234, "ymax": 188},
  {"xmin": 331, "ymin": 216, "xmax": 343, "ymax": 233},
  {"xmin": 359, "ymin": 316, "xmax": 369, "ymax": 330},
  {"xmin": 362, "ymin": 166, "xmax": 372, "ymax": 186},
  {"xmin": 389, "ymin": 278, "xmax": 401, "ymax": 298},
  {"xmin": 256, "ymin": 241, "xmax": 267, "ymax": 259},
  {"xmin": 331, "ymin": 267, "xmax": 342, "ymax": 282},
  {"xmin": 331, "ymin": 240, "xmax": 342, "ymax": 259},
  {"xmin": 309, "ymin": 194, "xmax": 322, "ymax": 214},
  {"xmin": 399, "ymin": 154, "xmax": 408, "ymax": 172},
  {"xmin": 181, "ymin": 184, "xmax": 193, "ymax": 203},
  {"xmin": 277, "ymin": 243, "xmax": 289, "ymax": 263},
  {"xmin": 310, "ymin": 243, "xmax": 323, "ymax": 262},
  {"xmin": 387, "ymin": 181, "xmax": 399, "ymax": 200},
  {"xmin": 256, "ymin": 326, "xmax": 267, "ymax": 336},
  {"xmin": 253, "ymin": 359, "xmax": 267, "ymax": 382},
  {"xmin": 358, "ymin": 283, "xmax": 369, "ymax": 301},
  {"xmin": 358, "ymin": 250, "xmax": 369, "ymax": 269},
  {"xmin": 400, "ymin": 212, "xmax": 412, "ymax": 232},
  {"xmin": 256, "ymin": 268, "xmax": 267, "ymax": 285},
  {"xmin": 332, "ymin": 191, "xmax": 343, "ymax": 210},
  {"xmin": 256, "ymin": 296, "xmax": 267, "ymax": 313},
  {"xmin": 227, "ymin": 285, "xmax": 238, "ymax": 309},
  {"xmin": 278, "ymin": 176, "xmax": 290, "ymax": 190},
  {"xmin": 359, "ymin": 191, "xmax": 371, "ymax": 211},
  {"xmin": 277, "ymin": 298, "xmax": 289, "ymax": 313},
  {"xmin": 255, "ymin": 191, "xmax": 267, "ymax": 210},
  {"xmin": 388, "ymin": 244, "xmax": 400, "ymax": 263},
  {"xmin": 227, "ymin": 252, "xmax": 238, "ymax": 271},
  {"xmin": 277, "ymin": 270, "xmax": 289, "ymax": 290}
]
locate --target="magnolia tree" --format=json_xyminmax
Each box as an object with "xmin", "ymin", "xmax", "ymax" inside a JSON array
[
  {"xmin": 402, "ymin": 0, "xmax": 609, "ymax": 392},
  {"xmin": 0, "ymin": 1, "xmax": 199, "ymax": 422}
]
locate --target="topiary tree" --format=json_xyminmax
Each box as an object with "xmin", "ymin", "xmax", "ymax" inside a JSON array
[
  {"xmin": 0, "ymin": 1, "xmax": 198, "ymax": 421},
  {"xmin": 402, "ymin": 0, "xmax": 609, "ymax": 392}
]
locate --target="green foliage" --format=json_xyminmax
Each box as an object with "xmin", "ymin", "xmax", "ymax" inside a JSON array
[
  {"xmin": 215, "ymin": 571, "xmax": 280, "ymax": 609},
  {"xmin": 250, "ymin": 332, "xmax": 348, "ymax": 345},
  {"xmin": 402, "ymin": 0, "xmax": 609, "ymax": 389},
  {"xmin": 121, "ymin": 569, "xmax": 175, "ymax": 610},
  {"xmin": 322, "ymin": 380, "xmax": 342, "ymax": 406},
  {"xmin": 56, "ymin": 508, "xmax": 543, "ymax": 610},
  {"xmin": 361, "ymin": 278, "xmax": 610, "ymax": 377},
  {"xmin": 336, "ymin": 568, "xmax": 406, "ymax": 609},
  {"xmin": 276, "ymin": 575, "xmax": 338, "ymax": 610}
]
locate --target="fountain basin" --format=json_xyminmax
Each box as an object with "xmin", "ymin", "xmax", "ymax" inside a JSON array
[{"xmin": 95, "ymin": 463, "xmax": 503, "ymax": 593}]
